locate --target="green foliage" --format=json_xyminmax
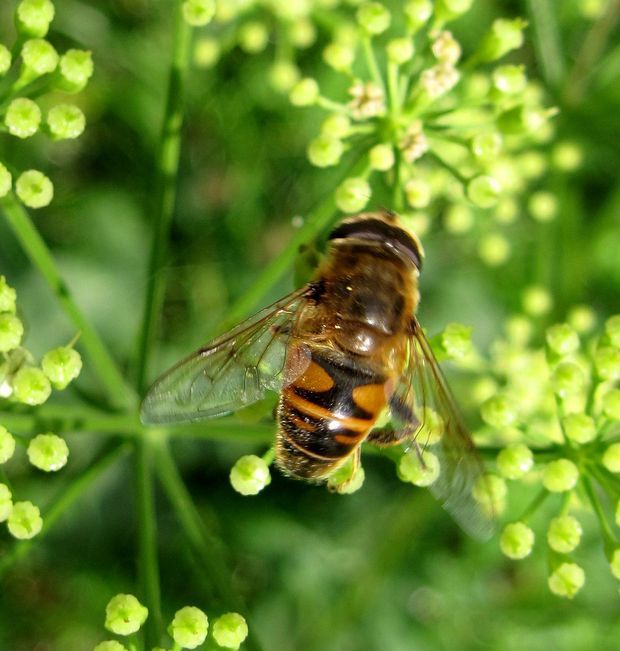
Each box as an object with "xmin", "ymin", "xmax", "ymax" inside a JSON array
[{"xmin": 1, "ymin": 0, "xmax": 620, "ymax": 649}]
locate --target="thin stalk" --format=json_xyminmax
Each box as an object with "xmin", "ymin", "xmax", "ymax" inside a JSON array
[
  {"xmin": 135, "ymin": 3, "xmax": 192, "ymax": 394},
  {"xmin": 0, "ymin": 441, "xmax": 129, "ymax": 577},
  {"xmin": 362, "ymin": 35, "xmax": 384, "ymax": 92},
  {"xmin": 581, "ymin": 474, "xmax": 617, "ymax": 552},
  {"xmin": 134, "ymin": 433, "xmax": 162, "ymax": 647},
  {"xmin": 0, "ymin": 193, "xmax": 133, "ymax": 409},
  {"xmin": 518, "ymin": 487, "xmax": 550, "ymax": 522},
  {"xmin": 156, "ymin": 444, "xmax": 265, "ymax": 651},
  {"xmin": 526, "ymin": 0, "xmax": 566, "ymax": 89}
]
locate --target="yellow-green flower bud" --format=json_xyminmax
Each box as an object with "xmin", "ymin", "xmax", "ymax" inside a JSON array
[
  {"xmin": 12, "ymin": 366, "xmax": 52, "ymax": 405},
  {"xmin": 7, "ymin": 500, "xmax": 42, "ymax": 539},
  {"xmin": 238, "ymin": 21, "xmax": 269, "ymax": 54},
  {"xmin": 472, "ymin": 473, "xmax": 506, "ymax": 514},
  {"xmin": 551, "ymin": 362, "xmax": 585, "ymax": 398},
  {"xmin": 182, "ymin": 0, "xmax": 216, "ymax": 26},
  {"xmin": 57, "ymin": 49, "xmax": 94, "ymax": 93},
  {"xmin": 268, "ymin": 61, "xmax": 299, "ymax": 93},
  {"xmin": 46, "ymin": 104, "xmax": 86, "ymax": 140},
  {"xmin": 504, "ymin": 315, "xmax": 532, "ymax": 345},
  {"xmin": 387, "ymin": 38, "xmax": 414, "ymax": 64},
  {"xmin": 289, "ymin": 19, "xmax": 316, "ymax": 49},
  {"xmin": 435, "ymin": 0, "xmax": 473, "ymax": 22},
  {"xmin": 568, "ymin": 305, "xmax": 596, "ymax": 334},
  {"xmin": 0, "ymin": 163, "xmax": 12, "ymax": 198},
  {"xmin": 477, "ymin": 18, "xmax": 527, "ymax": 63},
  {"xmin": 41, "ymin": 345, "xmax": 82, "ymax": 389},
  {"xmin": 335, "ymin": 177, "xmax": 370, "ymax": 213},
  {"xmin": 0, "ymin": 276, "xmax": 17, "ymax": 313},
  {"xmin": 405, "ymin": 178, "xmax": 432, "ymax": 209},
  {"xmin": 357, "ymin": 2, "xmax": 391, "ymax": 35},
  {"xmin": 0, "ymin": 313, "xmax": 24, "ymax": 352},
  {"xmin": 548, "ymin": 562, "xmax": 585, "ymax": 599},
  {"xmin": 492, "ymin": 64, "xmax": 527, "ymax": 94},
  {"xmin": 529, "ymin": 191, "xmax": 558, "ymax": 223},
  {"xmin": 404, "ymin": 0, "xmax": 432, "ymax": 31},
  {"xmin": 169, "ymin": 606, "xmax": 209, "ymax": 649},
  {"xmin": 105, "ymin": 594, "xmax": 148, "ymax": 636},
  {"xmin": 16, "ymin": 0, "xmax": 55, "ymax": 38},
  {"xmin": 27, "ymin": 433, "xmax": 69, "ymax": 471},
  {"xmin": 327, "ymin": 463, "xmax": 365, "ymax": 494},
  {"xmin": 610, "ymin": 548, "xmax": 620, "ymax": 580},
  {"xmin": 230, "ymin": 455, "xmax": 271, "ymax": 495},
  {"xmin": 602, "ymin": 389, "xmax": 620, "ymax": 420},
  {"xmin": 0, "ymin": 483, "xmax": 13, "ymax": 522},
  {"xmin": 431, "ymin": 30, "xmax": 461, "ymax": 63},
  {"xmin": 369, "ymin": 144, "xmax": 395, "ymax": 171},
  {"xmin": 444, "ymin": 204, "xmax": 473, "ymax": 233},
  {"xmin": 551, "ymin": 141, "xmax": 583, "ymax": 172},
  {"xmin": 497, "ymin": 105, "xmax": 554, "ymax": 136},
  {"xmin": 546, "ymin": 323, "xmax": 579, "ymax": 356},
  {"xmin": 193, "ymin": 37, "xmax": 219, "ymax": 68},
  {"xmin": 547, "ymin": 515, "xmax": 582, "ymax": 553},
  {"xmin": 212, "ymin": 613, "xmax": 249, "ymax": 650},
  {"xmin": 496, "ymin": 443, "xmax": 533, "ymax": 480},
  {"xmin": 323, "ymin": 42, "xmax": 355, "ymax": 72},
  {"xmin": 594, "ymin": 347, "xmax": 620, "ymax": 381},
  {"xmin": 289, "ymin": 77, "xmax": 319, "ymax": 106},
  {"xmin": 440, "ymin": 322, "xmax": 473, "ymax": 360},
  {"xmin": 471, "ymin": 132, "xmax": 502, "ymax": 161},
  {"xmin": 602, "ymin": 443, "xmax": 620, "ymax": 473},
  {"xmin": 93, "ymin": 642, "xmax": 128, "ymax": 651},
  {"xmin": 5, "ymin": 98, "xmax": 41, "ymax": 139},
  {"xmin": 21, "ymin": 38, "xmax": 58, "ymax": 76},
  {"xmin": 467, "ymin": 175, "xmax": 501, "ymax": 208},
  {"xmin": 0, "ymin": 426, "xmax": 16, "ymax": 464},
  {"xmin": 500, "ymin": 522, "xmax": 535, "ymax": 559},
  {"xmin": 605, "ymin": 315, "xmax": 620, "ymax": 349},
  {"xmin": 481, "ymin": 394, "xmax": 518, "ymax": 428},
  {"xmin": 522, "ymin": 285, "xmax": 552, "ymax": 316},
  {"xmin": 0, "ymin": 44, "xmax": 11, "ymax": 75},
  {"xmin": 495, "ymin": 197, "xmax": 519, "ymax": 224},
  {"xmin": 307, "ymin": 135, "xmax": 344, "ymax": 168},
  {"xmin": 542, "ymin": 459, "xmax": 579, "ymax": 492},
  {"xmin": 398, "ymin": 450, "xmax": 440, "ymax": 487},
  {"xmin": 321, "ymin": 113, "xmax": 350, "ymax": 138},
  {"xmin": 562, "ymin": 413, "xmax": 596, "ymax": 444},
  {"xmin": 478, "ymin": 232, "xmax": 510, "ymax": 267},
  {"xmin": 16, "ymin": 170, "xmax": 54, "ymax": 208}
]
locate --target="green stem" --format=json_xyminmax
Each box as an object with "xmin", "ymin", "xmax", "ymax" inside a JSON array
[
  {"xmin": 0, "ymin": 193, "xmax": 133, "ymax": 409},
  {"xmin": 0, "ymin": 441, "xmax": 129, "ymax": 577},
  {"xmin": 362, "ymin": 35, "xmax": 384, "ymax": 92},
  {"xmin": 581, "ymin": 474, "xmax": 617, "ymax": 552},
  {"xmin": 518, "ymin": 488, "xmax": 550, "ymax": 522},
  {"xmin": 0, "ymin": 406, "xmax": 274, "ymax": 441},
  {"xmin": 135, "ymin": 433, "xmax": 162, "ymax": 647},
  {"xmin": 563, "ymin": 0, "xmax": 620, "ymax": 105},
  {"xmin": 526, "ymin": 0, "xmax": 566, "ymax": 89},
  {"xmin": 426, "ymin": 150, "xmax": 468, "ymax": 184},
  {"xmin": 135, "ymin": 3, "xmax": 192, "ymax": 394}
]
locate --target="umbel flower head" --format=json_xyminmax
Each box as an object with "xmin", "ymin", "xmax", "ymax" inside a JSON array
[
  {"xmin": 285, "ymin": 1, "xmax": 558, "ymax": 264},
  {"xmin": 0, "ymin": 0, "xmax": 93, "ymax": 208},
  {"xmin": 469, "ymin": 311, "xmax": 620, "ymax": 598}
]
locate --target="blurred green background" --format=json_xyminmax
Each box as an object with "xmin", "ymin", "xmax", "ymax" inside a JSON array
[{"xmin": 1, "ymin": 0, "xmax": 620, "ymax": 649}]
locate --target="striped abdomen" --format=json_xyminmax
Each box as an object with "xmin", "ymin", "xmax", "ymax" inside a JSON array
[{"xmin": 276, "ymin": 346, "xmax": 390, "ymax": 479}]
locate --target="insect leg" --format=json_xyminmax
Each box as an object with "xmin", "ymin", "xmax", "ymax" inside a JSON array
[{"xmin": 367, "ymin": 394, "xmax": 420, "ymax": 446}]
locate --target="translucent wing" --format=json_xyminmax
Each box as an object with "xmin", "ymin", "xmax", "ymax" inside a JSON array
[
  {"xmin": 140, "ymin": 288, "xmax": 311, "ymax": 424},
  {"xmin": 388, "ymin": 318, "xmax": 494, "ymax": 540}
]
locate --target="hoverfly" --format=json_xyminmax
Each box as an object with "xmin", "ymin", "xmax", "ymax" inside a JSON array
[{"xmin": 141, "ymin": 210, "xmax": 492, "ymax": 538}]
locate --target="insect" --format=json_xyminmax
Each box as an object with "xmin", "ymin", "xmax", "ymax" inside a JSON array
[{"xmin": 141, "ymin": 210, "xmax": 492, "ymax": 537}]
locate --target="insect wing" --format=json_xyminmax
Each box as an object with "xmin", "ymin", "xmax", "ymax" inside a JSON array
[
  {"xmin": 140, "ymin": 288, "xmax": 311, "ymax": 424},
  {"xmin": 389, "ymin": 319, "xmax": 494, "ymax": 540}
]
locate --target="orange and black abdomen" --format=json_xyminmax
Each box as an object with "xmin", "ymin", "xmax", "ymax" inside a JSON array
[{"xmin": 276, "ymin": 347, "xmax": 390, "ymax": 479}]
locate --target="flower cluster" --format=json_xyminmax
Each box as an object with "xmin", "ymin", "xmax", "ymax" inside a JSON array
[
  {"xmin": 0, "ymin": 275, "xmax": 79, "ymax": 539},
  {"xmin": 286, "ymin": 1, "xmax": 562, "ymax": 265},
  {"xmin": 466, "ymin": 307, "xmax": 620, "ymax": 598},
  {"xmin": 0, "ymin": 0, "xmax": 93, "ymax": 209},
  {"xmin": 188, "ymin": 0, "xmax": 323, "ymax": 93},
  {"xmin": 94, "ymin": 593, "xmax": 248, "ymax": 650}
]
